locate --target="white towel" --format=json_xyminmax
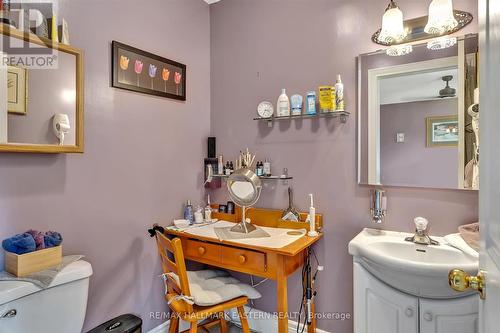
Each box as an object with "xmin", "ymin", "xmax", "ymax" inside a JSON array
[{"xmin": 444, "ymin": 233, "xmax": 479, "ymax": 258}]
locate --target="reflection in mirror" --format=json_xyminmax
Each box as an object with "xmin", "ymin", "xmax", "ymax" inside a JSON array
[
  {"xmin": 5, "ymin": 48, "xmax": 76, "ymax": 145},
  {"xmin": 358, "ymin": 34, "xmax": 478, "ymax": 190},
  {"xmin": 230, "ymin": 181, "xmax": 255, "ymax": 202}
]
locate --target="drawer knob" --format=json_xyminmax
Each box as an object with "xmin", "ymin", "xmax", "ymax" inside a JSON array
[
  {"xmin": 198, "ymin": 247, "xmax": 206, "ymax": 255},
  {"xmin": 423, "ymin": 312, "xmax": 433, "ymax": 321},
  {"xmin": 238, "ymin": 255, "xmax": 247, "ymax": 264},
  {"xmin": 405, "ymin": 307, "xmax": 414, "ymax": 317}
]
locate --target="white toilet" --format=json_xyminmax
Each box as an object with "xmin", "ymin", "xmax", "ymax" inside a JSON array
[{"xmin": 0, "ymin": 260, "xmax": 92, "ymax": 333}]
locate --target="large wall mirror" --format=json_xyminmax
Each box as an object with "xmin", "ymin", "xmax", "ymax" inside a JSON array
[
  {"xmin": 358, "ymin": 34, "xmax": 479, "ymax": 190},
  {"xmin": 0, "ymin": 25, "xmax": 83, "ymax": 153}
]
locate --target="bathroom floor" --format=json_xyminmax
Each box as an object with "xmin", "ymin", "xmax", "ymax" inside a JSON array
[{"xmin": 207, "ymin": 324, "xmax": 245, "ymax": 332}]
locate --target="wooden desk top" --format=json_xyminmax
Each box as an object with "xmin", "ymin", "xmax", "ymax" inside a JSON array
[{"xmin": 163, "ymin": 226, "xmax": 322, "ymax": 256}]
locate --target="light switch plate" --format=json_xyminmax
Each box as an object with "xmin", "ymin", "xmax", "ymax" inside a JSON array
[{"xmin": 396, "ymin": 133, "xmax": 405, "ymax": 143}]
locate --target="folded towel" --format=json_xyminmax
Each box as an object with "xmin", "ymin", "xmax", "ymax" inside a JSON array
[
  {"xmin": 444, "ymin": 233, "xmax": 479, "ymax": 258},
  {"xmin": 2, "ymin": 233, "xmax": 36, "ymax": 255},
  {"xmin": 458, "ymin": 222, "xmax": 480, "ymax": 252},
  {"xmin": 26, "ymin": 230, "xmax": 45, "ymax": 250},
  {"xmin": 44, "ymin": 231, "xmax": 63, "ymax": 248},
  {"xmin": 0, "ymin": 255, "xmax": 84, "ymax": 289}
]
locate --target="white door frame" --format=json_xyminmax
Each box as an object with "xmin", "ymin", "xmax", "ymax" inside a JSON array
[{"xmin": 479, "ymin": 0, "xmax": 500, "ymax": 331}]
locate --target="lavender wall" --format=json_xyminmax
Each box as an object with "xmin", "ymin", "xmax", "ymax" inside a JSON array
[
  {"xmin": 0, "ymin": 0, "xmax": 210, "ymax": 331},
  {"xmin": 380, "ymin": 99, "xmax": 459, "ymax": 188},
  {"xmin": 209, "ymin": 1, "xmax": 478, "ymax": 332}
]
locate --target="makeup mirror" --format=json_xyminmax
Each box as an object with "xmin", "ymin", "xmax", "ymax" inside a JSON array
[{"xmin": 227, "ymin": 168, "xmax": 262, "ymax": 233}]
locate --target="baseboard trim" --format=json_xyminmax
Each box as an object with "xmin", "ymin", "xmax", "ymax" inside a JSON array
[
  {"xmin": 147, "ymin": 307, "xmax": 330, "ymax": 333},
  {"xmin": 147, "ymin": 319, "xmax": 189, "ymax": 333}
]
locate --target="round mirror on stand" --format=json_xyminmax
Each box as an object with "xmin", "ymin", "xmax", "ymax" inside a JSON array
[{"xmin": 227, "ymin": 168, "xmax": 262, "ymax": 233}]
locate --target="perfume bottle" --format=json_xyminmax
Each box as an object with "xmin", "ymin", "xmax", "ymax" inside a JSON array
[
  {"xmin": 263, "ymin": 159, "xmax": 271, "ymax": 177},
  {"xmin": 184, "ymin": 200, "xmax": 194, "ymax": 224}
]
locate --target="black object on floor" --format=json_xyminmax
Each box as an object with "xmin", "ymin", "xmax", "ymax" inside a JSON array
[{"xmin": 87, "ymin": 314, "xmax": 142, "ymax": 333}]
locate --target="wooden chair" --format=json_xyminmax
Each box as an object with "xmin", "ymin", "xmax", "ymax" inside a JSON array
[{"xmin": 154, "ymin": 230, "xmax": 251, "ymax": 333}]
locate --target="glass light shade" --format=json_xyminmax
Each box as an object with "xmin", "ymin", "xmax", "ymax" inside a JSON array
[
  {"xmin": 386, "ymin": 44, "xmax": 413, "ymax": 57},
  {"xmin": 378, "ymin": 2, "xmax": 406, "ymax": 43},
  {"xmin": 427, "ymin": 36, "xmax": 457, "ymax": 50},
  {"xmin": 424, "ymin": 0, "xmax": 458, "ymax": 35}
]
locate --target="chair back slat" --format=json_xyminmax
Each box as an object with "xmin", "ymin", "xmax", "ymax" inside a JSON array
[{"xmin": 154, "ymin": 231, "xmax": 192, "ymax": 312}]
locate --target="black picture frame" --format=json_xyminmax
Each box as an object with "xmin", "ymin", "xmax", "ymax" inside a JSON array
[{"xmin": 111, "ymin": 41, "xmax": 186, "ymax": 101}]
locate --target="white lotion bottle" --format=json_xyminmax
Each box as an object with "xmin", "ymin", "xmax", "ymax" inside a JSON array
[
  {"xmin": 277, "ymin": 88, "xmax": 290, "ymax": 117},
  {"xmin": 307, "ymin": 194, "xmax": 318, "ymax": 237}
]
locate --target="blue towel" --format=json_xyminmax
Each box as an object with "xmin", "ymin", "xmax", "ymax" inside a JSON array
[
  {"xmin": 2, "ymin": 233, "xmax": 36, "ymax": 255},
  {"xmin": 44, "ymin": 231, "xmax": 63, "ymax": 248}
]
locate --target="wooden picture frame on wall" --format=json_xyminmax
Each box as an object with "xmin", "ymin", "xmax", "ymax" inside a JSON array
[
  {"xmin": 426, "ymin": 115, "xmax": 459, "ymax": 147},
  {"xmin": 111, "ymin": 41, "xmax": 186, "ymax": 101},
  {"xmin": 7, "ymin": 66, "xmax": 27, "ymax": 115},
  {"xmin": 0, "ymin": 24, "xmax": 84, "ymax": 154}
]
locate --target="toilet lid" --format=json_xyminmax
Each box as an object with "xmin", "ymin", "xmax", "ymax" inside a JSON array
[{"xmin": 0, "ymin": 260, "xmax": 92, "ymax": 306}]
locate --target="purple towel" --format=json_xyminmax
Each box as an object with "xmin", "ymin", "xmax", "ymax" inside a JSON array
[{"xmin": 26, "ymin": 230, "xmax": 45, "ymax": 250}]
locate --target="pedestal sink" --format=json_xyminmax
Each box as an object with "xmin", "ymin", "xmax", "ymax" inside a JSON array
[{"xmin": 349, "ymin": 228, "xmax": 479, "ymax": 299}]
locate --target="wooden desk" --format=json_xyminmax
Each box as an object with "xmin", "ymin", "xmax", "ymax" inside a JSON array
[{"xmin": 162, "ymin": 207, "xmax": 322, "ymax": 333}]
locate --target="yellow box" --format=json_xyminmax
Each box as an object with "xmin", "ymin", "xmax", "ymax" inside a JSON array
[
  {"xmin": 5, "ymin": 246, "xmax": 62, "ymax": 277},
  {"xmin": 318, "ymin": 86, "xmax": 335, "ymax": 112}
]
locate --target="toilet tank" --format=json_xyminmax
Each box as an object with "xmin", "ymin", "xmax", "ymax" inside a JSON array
[{"xmin": 0, "ymin": 260, "xmax": 92, "ymax": 333}]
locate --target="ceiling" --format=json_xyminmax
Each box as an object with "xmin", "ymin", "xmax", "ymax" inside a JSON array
[{"xmin": 380, "ymin": 67, "xmax": 459, "ymax": 105}]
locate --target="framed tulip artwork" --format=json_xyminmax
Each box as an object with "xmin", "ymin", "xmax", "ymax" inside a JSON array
[{"xmin": 111, "ymin": 41, "xmax": 186, "ymax": 101}]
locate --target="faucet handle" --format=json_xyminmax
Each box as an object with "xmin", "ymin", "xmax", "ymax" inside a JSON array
[{"xmin": 414, "ymin": 217, "xmax": 429, "ymax": 232}]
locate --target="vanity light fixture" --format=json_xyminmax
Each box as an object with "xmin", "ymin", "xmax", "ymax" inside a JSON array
[
  {"xmin": 371, "ymin": 4, "xmax": 472, "ymax": 47},
  {"xmin": 377, "ymin": 0, "xmax": 407, "ymax": 44},
  {"xmin": 424, "ymin": 0, "xmax": 459, "ymax": 35},
  {"xmin": 427, "ymin": 36, "xmax": 457, "ymax": 50},
  {"xmin": 386, "ymin": 44, "xmax": 413, "ymax": 57}
]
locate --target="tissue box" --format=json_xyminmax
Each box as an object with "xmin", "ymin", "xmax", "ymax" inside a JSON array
[{"xmin": 5, "ymin": 246, "xmax": 62, "ymax": 277}]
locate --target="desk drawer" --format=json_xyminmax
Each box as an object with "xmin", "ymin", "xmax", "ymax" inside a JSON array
[
  {"xmin": 185, "ymin": 240, "xmax": 221, "ymax": 262},
  {"xmin": 221, "ymin": 247, "xmax": 266, "ymax": 273}
]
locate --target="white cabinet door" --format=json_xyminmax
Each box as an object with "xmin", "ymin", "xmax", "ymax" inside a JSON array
[
  {"xmin": 354, "ymin": 262, "xmax": 418, "ymax": 333},
  {"xmin": 420, "ymin": 296, "xmax": 479, "ymax": 333}
]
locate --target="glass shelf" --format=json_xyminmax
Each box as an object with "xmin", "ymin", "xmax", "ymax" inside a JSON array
[
  {"xmin": 212, "ymin": 174, "xmax": 293, "ymax": 180},
  {"xmin": 254, "ymin": 111, "xmax": 350, "ymax": 125}
]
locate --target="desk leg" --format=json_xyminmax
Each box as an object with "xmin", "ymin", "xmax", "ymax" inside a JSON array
[{"xmin": 277, "ymin": 255, "xmax": 288, "ymax": 333}]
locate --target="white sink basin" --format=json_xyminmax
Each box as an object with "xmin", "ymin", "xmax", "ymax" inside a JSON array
[{"xmin": 349, "ymin": 228, "xmax": 479, "ymax": 299}]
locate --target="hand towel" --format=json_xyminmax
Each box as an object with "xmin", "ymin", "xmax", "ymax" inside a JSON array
[
  {"xmin": 0, "ymin": 255, "xmax": 84, "ymax": 289},
  {"xmin": 26, "ymin": 230, "xmax": 45, "ymax": 250},
  {"xmin": 444, "ymin": 233, "xmax": 479, "ymax": 258},
  {"xmin": 44, "ymin": 231, "xmax": 63, "ymax": 248},
  {"xmin": 2, "ymin": 233, "xmax": 36, "ymax": 254},
  {"xmin": 458, "ymin": 222, "xmax": 480, "ymax": 252}
]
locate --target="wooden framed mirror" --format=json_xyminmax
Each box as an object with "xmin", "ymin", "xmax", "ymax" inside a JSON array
[{"xmin": 0, "ymin": 24, "xmax": 83, "ymax": 153}]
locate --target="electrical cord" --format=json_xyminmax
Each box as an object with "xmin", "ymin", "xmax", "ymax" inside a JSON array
[{"xmin": 297, "ymin": 248, "xmax": 320, "ymax": 333}]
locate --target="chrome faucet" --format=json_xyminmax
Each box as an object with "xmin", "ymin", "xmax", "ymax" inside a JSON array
[{"xmin": 405, "ymin": 217, "xmax": 439, "ymax": 245}]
